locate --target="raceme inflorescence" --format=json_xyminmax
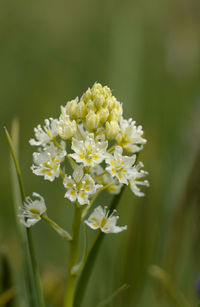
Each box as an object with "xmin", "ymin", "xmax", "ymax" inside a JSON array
[{"xmin": 20, "ymin": 82, "xmax": 149, "ymax": 232}]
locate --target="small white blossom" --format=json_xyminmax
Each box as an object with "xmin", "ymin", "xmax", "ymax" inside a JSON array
[
  {"xmin": 63, "ymin": 165, "xmax": 102, "ymax": 205},
  {"xmin": 116, "ymin": 117, "xmax": 146, "ymax": 153},
  {"xmin": 29, "ymin": 118, "xmax": 58, "ymax": 147},
  {"xmin": 57, "ymin": 106, "xmax": 77, "ymax": 140},
  {"xmin": 85, "ymin": 205, "xmax": 127, "ymax": 233},
  {"xmin": 105, "ymin": 146, "xmax": 136, "ymax": 184},
  {"xmin": 19, "ymin": 193, "xmax": 46, "ymax": 227},
  {"xmin": 31, "ymin": 143, "xmax": 66, "ymax": 181},
  {"xmin": 129, "ymin": 162, "xmax": 149, "ymax": 197},
  {"xmin": 69, "ymin": 134, "xmax": 108, "ymax": 167}
]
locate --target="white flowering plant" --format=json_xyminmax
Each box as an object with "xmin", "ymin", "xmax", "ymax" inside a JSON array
[{"xmin": 5, "ymin": 83, "xmax": 149, "ymax": 307}]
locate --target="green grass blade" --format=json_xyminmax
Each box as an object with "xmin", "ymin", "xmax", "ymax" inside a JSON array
[
  {"xmin": 96, "ymin": 284, "xmax": 130, "ymax": 307},
  {"xmin": 4, "ymin": 121, "xmax": 45, "ymax": 307},
  {"xmin": 74, "ymin": 186, "xmax": 126, "ymax": 307},
  {"xmin": 6, "ymin": 120, "xmax": 36, "ymax": 306},
  {"xmin": 149, "ymin": 265, "xmax": 191, "ymax": 307}
]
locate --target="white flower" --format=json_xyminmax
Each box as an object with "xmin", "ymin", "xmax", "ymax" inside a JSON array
[
  {"xmin": 129, "ymin": 162, "xmax": 149, "ymax": 197},
  {"xmin": 19, "ymin": 193, "xmax": 46, "ymax": 227},
  {"xmin": 63, "ymin": 165, "xmax": 102, "ymax": 205},
  {"xmin": 116, "ymin": 117, "xmax": 146, "ymax": 153},
  {"xmin": 85, "ymin": 205, "xmax": 127, "ymax": 233},
  {"xmin": 29, "ymin": 118, "xmax": 58, "ymax": 147},
  {"xmin": 69, "ymin": 134, "xmax": 108, "ymax": 167},
  {"xmin": 57, "ymin": 106, "xmax": 77, "ymax": 139},
  {"xmin": 31, "ymin": 143, "xmax": 66, "ymax": 181},
  {"xmin": 91, "ymin": 165, "xmax": 123, "ymax": 195},
  {"xmin": 105, "ymin": 146, "xmax": 136, "ymax": 184}
]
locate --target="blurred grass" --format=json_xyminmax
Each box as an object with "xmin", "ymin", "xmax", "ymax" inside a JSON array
[{"xmin": 1, "ymin": 0, "xmax": 200, "ymax": 306}]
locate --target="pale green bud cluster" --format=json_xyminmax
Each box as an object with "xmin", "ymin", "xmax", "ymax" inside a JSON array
[{"xmin": 64, "ymin": 83, "xmax": 122, "ymax": 132}]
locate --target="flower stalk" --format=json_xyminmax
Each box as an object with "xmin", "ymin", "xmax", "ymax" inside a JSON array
[
  {"xmin": 64, "ymin": 204, "xmax": 82, "ymax": 307},
  {"xmin": 41, "ymin": 214, "xmax": 72, "ymax": 242}
]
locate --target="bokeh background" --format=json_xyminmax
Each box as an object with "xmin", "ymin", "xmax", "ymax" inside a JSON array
[{"xmin": 1, "ymin": 0, "xmax": 200, "ymax": 306}]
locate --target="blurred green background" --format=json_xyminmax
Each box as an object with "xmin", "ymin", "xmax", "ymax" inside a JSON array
[{"xmin": 1, "ymin": 0, "xmax": 200, "ymax": 306}]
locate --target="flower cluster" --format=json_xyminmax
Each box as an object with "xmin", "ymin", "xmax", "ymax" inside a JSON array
[{"xmin": 22, "ymin": 83, "xmax": 148, "ymax": 233}]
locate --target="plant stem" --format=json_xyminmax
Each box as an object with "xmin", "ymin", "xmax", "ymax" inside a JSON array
[{"xmin": 64, "ymin": 205, "xmax": 82, "ymax": 307}]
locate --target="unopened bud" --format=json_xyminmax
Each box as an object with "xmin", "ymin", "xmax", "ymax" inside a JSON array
[
  {"xmin": 76, "ymin": 101, "xmax": 87, "ymax": 119},
  {"xmin": 105, "ymin": 121, "xmax": 119, "ymax": 139},
  {"xmin": 65, "ymin": 98, "xmax": 78, "ymax": 119},
  {"xmin": 85, "ymin": 111, "xmax": 100, "ymax": 131},
  {"xmin": 98, "ymin": 107, "xmax": 109, "ymax": 123},
  {"xmin": 57, "ymin": 116, "xmax": 77, "ymax": 140}
]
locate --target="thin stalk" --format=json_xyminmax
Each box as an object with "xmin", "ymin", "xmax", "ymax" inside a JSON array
[
  {"xmin": 4, "ymin": 126, "xmax": 45, "ymax": 307},
  {"xmin": 93, "ymin": 170, "xmax": 107, "ymax": 180},
  {"xmin": 96, "ymin": 284, "xmax": 130, "ymax": 307},
  {"xmin": 107, "ymin": 144, "xmax": 117, "ymax": 153},
  {"xmin": 64, "ymin": 204, "xmax": 82, "ymax": 307},
  {"xmin": 53, "ymin": 138, "xmax": 64, "ymax": 150},
  {"xmin": 66, "ymin": 154, "xmax": 77, "ymax": 169},
  {"xmin": 42, "ymin": 214, "xmax": 72, "ymax": 242}
]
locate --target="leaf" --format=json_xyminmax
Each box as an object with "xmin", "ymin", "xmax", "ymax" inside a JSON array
[
  {"xmin": 74, "ymin": 185, "xmax": 126, "ymax": 307},
  {"xmin": 4, "ymin": 121, "xmax": 45, "ymax": 307}
]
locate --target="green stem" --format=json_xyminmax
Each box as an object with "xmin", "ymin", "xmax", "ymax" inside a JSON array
[
  {"xmin": 93, "ymin": 170, "xmax": 107, "ymax": 180},
  {"xmin": 53, "ymin": 138, "xmax": 63, "ymax": 150},
  {"xmin": 4, "ymin": 126, "xmax": 45, "ymax": 307},
  {"xmin": 107, "ymin": 144, "xmax": 117, "ymax": 153},
  {"xmin": 64, "ymin": 205, "xmax": 82, "ymax": 307}
]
